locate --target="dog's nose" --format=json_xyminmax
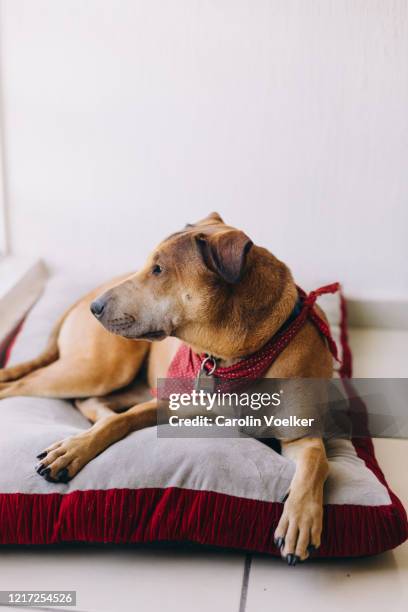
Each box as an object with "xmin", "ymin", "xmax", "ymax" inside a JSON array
[{"xmin": 90, "ymin": 299, "xmax": 106, "ymax": 318}]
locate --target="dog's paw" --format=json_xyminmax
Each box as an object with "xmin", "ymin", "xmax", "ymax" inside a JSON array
[
  {"xmin": 34, "ymin": 434, "xmax": 94, "ymax": 483},
  {"xmin": 274, "ymin": 493, "xmax": 323, "ymax": 565}
]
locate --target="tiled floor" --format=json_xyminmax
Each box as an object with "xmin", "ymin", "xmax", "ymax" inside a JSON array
[
  {"xmin": 0, "ymin": 547, "xmax": 244, "ymax": 612},
  {"xmin": 0, "ymin": 328, "xmax": 407, "ymax": 611},
  {"xmin": 247, "ymin": 439, "xmax": 408, "ymax": 612}
]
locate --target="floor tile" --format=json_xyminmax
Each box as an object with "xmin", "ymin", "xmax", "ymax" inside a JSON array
[
  {"xmin": 0, "ymin": 546, "xmax": 245, "ymax": 612},
  {"xmin": 349, "ymin": 328, "xmax": 408, "ymax": 377},
  {"xmin": 246, "ymin": 549, "xmax": 407, "ymax": 612}
]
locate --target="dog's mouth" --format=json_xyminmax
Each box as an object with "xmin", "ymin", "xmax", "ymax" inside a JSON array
[
  {"xmin": 104, "ymin": 315, "xmax": 169, "ymax": 341},
  {"xmin": 136, "ymin": 330, "xmax": 167, "ymax": 341},
  {"xmin": 107, "ymin": 324, "xmax": 167, "ymax": 341}
]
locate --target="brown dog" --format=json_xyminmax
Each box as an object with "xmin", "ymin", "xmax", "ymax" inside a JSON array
[{"xmin": 0, "ymin": 212, "xmax": 332, "ymax": 564}]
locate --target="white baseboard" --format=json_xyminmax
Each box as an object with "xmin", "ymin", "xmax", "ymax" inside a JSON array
[{"xmin": 347, "ymin": 298, "xmax": 408, "ymax": 330}]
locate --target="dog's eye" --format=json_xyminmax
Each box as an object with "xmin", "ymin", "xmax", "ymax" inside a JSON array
[{"xmin": 152, "ymin": 264, "xmax": 162, "ymax": 276}]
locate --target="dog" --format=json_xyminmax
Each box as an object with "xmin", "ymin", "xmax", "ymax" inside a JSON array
[{"xmin": 0, "ymin": 212, "xmax": 333, "ymax": 564}]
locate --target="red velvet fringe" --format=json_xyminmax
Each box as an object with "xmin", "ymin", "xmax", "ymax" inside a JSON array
[{"xmin": 0, "ymin": 485, "xmax": 406, "ymax": 557}]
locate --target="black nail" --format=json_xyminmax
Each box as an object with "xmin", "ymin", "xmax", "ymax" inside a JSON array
[
  {"xmin": 36, "ymin": 451, "xmax": 47, "ymax": 460},
  {"xmin": 57, "ymin": 468, "xmax": 69, "ymax": 483},
  {"xmin": 41, "ymin": 467, "xmax": 51, "ymax": 477},
  {"xmin": 35, "ymin": 463, "xmax": 44, "ymax": 474},
  {"xmin": 307, "ymin": 544, "xmax": 316, "ymax": 553},
  {"xmin": 280, "ymin": 492, "xmax": 289, "ymax": 503},
  {"xmin": 44, "ymin": 470, "xmax": 57, "ymax": 483},
  {"xmin": 286, "ymin": 554, "xmax": 299, "ymax": 566},
  {"xmin": 275, "ymin": 537, "xmax": 284, "ymax": 549}
]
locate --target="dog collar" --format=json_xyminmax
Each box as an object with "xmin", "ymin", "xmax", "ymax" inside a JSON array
[{"xmin": 166, "ymin": 283, "xmax": 352, "ymax": 391}]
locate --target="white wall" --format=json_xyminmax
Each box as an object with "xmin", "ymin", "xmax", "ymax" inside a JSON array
[{"xmin": 1, "ymin": 0, "xmax": 407, "ymax": 299}]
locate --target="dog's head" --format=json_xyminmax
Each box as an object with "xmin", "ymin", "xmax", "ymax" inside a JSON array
[{"xmin": 91, "ymin": 213, "xmax": 294, "ymax": 358}]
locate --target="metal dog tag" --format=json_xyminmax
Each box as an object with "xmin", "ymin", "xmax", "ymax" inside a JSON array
[
  {"xmin": 195, "ymin": 372, "xmax": 216, "ymax": 394},
  {"xmin": 195, "ymin": 355, "xmax": 217, "ymax": 394}
]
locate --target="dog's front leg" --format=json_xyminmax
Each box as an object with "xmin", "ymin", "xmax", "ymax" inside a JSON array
[
  {"xmin": 35, "ymin": 400, "xmax": 159, "ymax": 483},
  {"xmin": 274, "ymin": 437, "xmax": 329, "ymax": 565}
]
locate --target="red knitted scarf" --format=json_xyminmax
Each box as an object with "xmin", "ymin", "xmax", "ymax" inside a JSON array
[{"xmin": 166, "ymin": 283, "xmax": 352, "ymax": 390}]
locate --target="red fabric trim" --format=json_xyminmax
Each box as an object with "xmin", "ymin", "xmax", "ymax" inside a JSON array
[
  {"xmin": 0, "ymin": 481, "xmax": 406, "ymax": 556},
  {"xmin": 0, "ymin": 320, "xmax": 25, "ymax": 368},
  {"xmin": 339, "ymin": 291, "xmax": 353, "ymax": 378}
]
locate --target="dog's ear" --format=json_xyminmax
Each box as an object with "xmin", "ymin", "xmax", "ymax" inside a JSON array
[
  {"xmin": 194, "ymin": 212, "xmax": 225, "ymax": 226},
  {"xmin": 195, "ymin": 230, "xmax": 253, "ymax": 284}
]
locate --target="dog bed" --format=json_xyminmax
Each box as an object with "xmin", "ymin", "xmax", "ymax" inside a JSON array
[{"xmin": 0, "ymin": 276, "xmax": 407, "ymax": 556}]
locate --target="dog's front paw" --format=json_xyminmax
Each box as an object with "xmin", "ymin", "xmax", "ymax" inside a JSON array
[
  {"xmin": 274, "ymin": 493, "xmax": 323, "ymax": 565},
  {"xmin": 34, "ymin": 434, "xmax": 95, "ymax": 483}
]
